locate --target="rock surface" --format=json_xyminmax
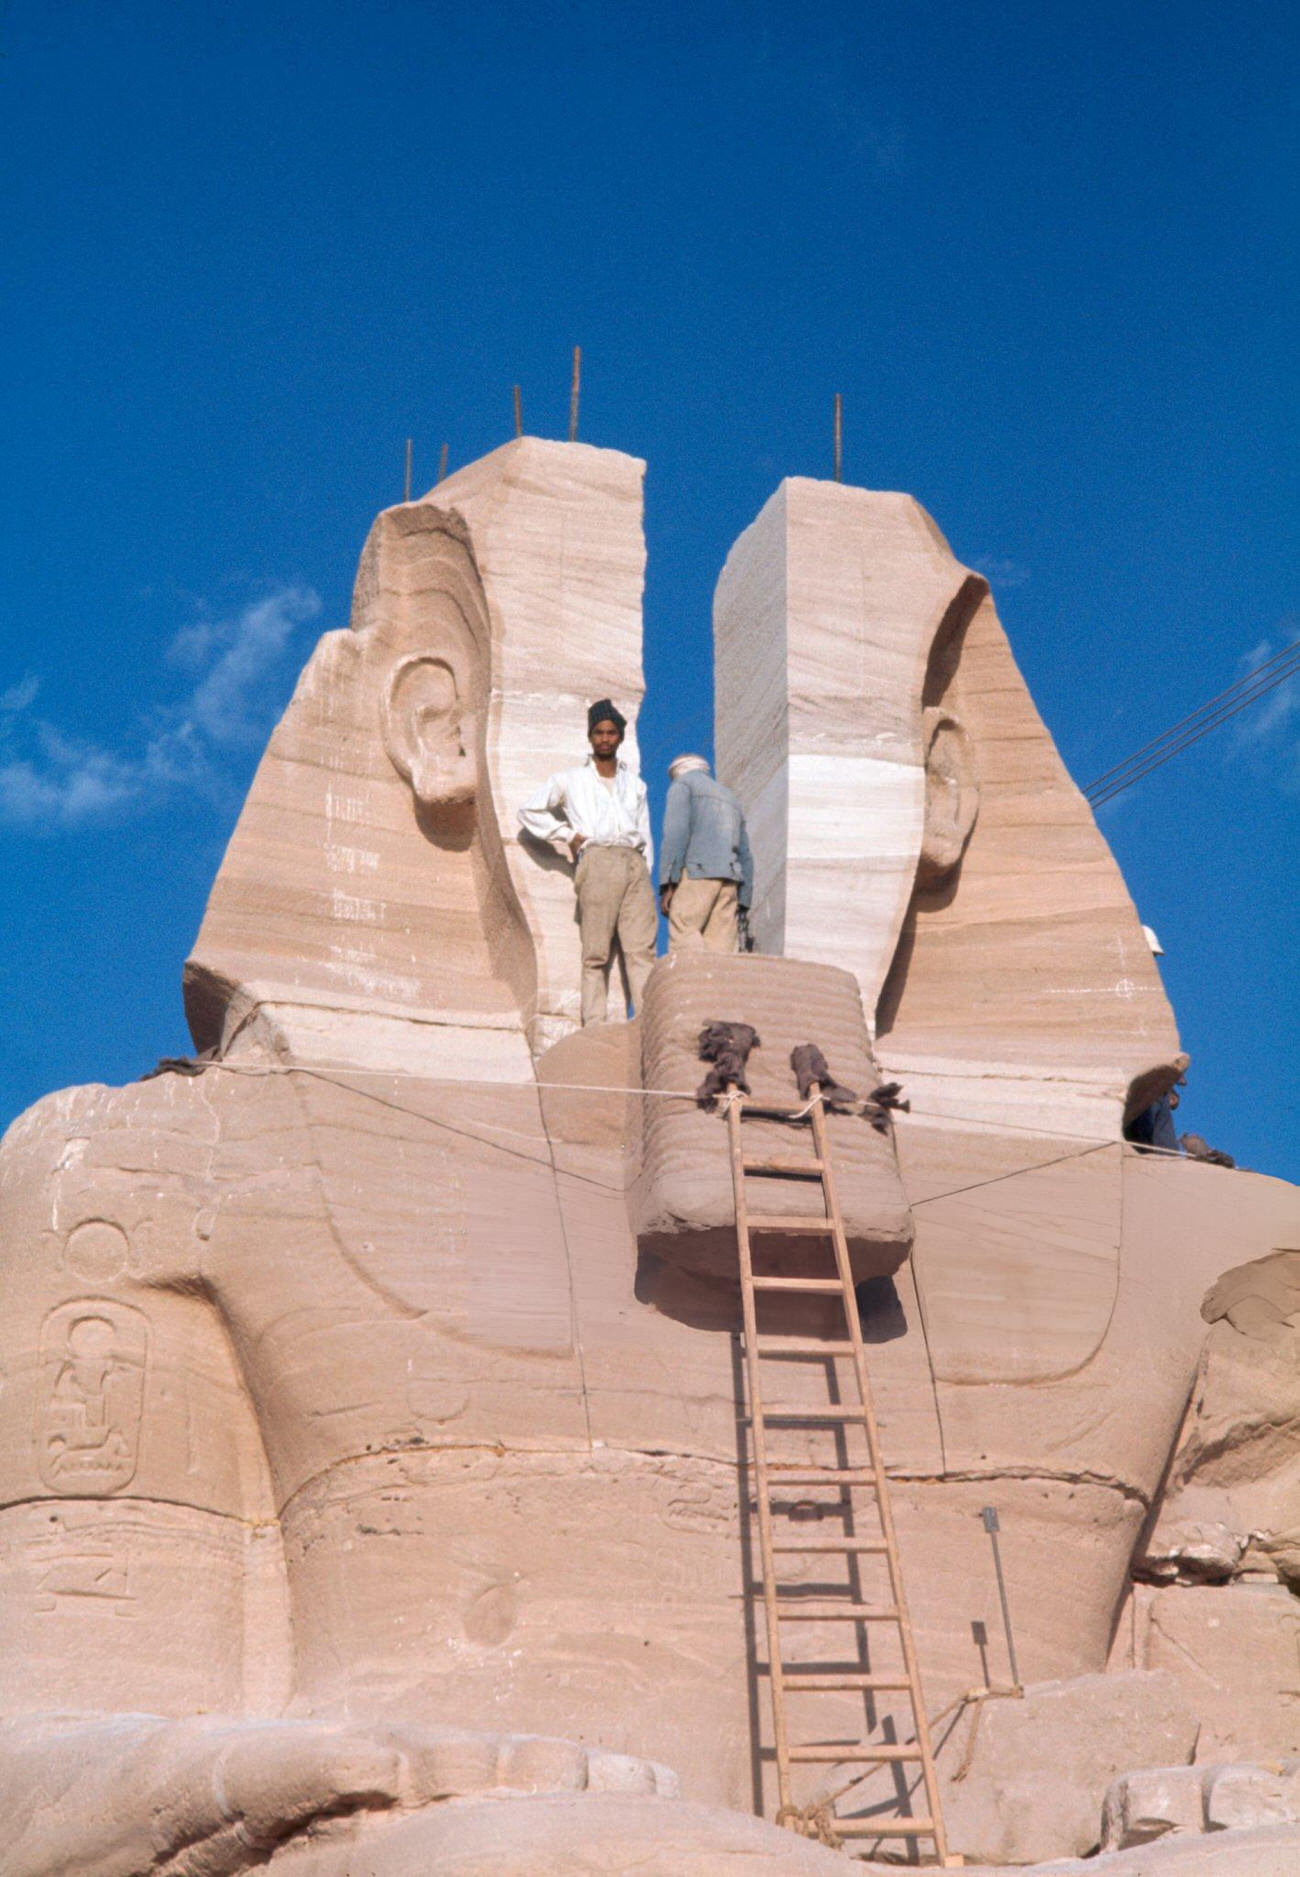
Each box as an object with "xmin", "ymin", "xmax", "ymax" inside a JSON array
[
  {"xmin": 187, "ymin": 437, "xmax": 646, "ymax": 1070},
  {"xmin": 428, "ymin": 439, "xmax": 648, "ymax": 1051},
  {"xmin": 264, "ymin": 1793, "xmax": 858, "ymax": 1876},
  {"xmin": 1102, "ymin": 1759, "xmax": 1300, "ymax": 1852},
  {"xmin": 937, "ymin": 1671, "xmax": 1198, "ymax": 1865},
  {"xmin": 1035, "ymin": 1823, "xmax": 1300, "ymax": 1874},
  {"xmin": 1202, "ymin": 1762, "xmax": 1300, "ymax": 1832},
  {"xmin": 1140, "ymin": 1250, "xmax": 1300, "ymax": 1591},
  {"xmin": 1110, "ymin": 1582, "xmax": 1300, "ymax": 1764},
  {"xmin": 714, "ymin": 477, "xmax": 1180, "ymax": 1139},
  {"xmin": 1102, "ymin": 1764, "xmax": 1206, "ymax": 1848},
  {"xmin": 0, "ymin": 1717, "xmax": 680, "ymax": 1877}
]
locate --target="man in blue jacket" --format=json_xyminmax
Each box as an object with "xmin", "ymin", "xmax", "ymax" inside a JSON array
[{"xmin": 657, "ymin": 754, "xmax": 754, "ymax": 953}]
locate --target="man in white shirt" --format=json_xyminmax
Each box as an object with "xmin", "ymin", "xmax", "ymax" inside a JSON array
[{"xmin": 518, "ymin": 700, "xmax": 657, "ymax": 1026}]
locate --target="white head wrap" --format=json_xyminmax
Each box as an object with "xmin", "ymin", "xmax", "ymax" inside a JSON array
[{"xmin": 668, "ymin": 753, "xmax": 711, "ymax": 780}]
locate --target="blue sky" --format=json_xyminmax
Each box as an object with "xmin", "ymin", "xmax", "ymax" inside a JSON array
[{"xmin": 1, "ymin": 0, "xmax": 1296, "ymax": 1179}]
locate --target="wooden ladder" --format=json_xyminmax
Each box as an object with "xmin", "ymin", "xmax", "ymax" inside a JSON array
[{"xmin": 726, "ymin": 1083, "xmax": 956, "ymax": 1865}]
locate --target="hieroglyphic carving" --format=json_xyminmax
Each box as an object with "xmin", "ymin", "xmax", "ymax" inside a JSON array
[
  {"xmin": 36, "ymin": 1300, "xmax": 148, "ymax": 1496},
  {"xmin": 33, "ymin": 1537, "xmax": 130, "ymax": 1607},
  {"xmin": 63, "ymin": 1219, "xmax": 129, "ymax": 1285}
]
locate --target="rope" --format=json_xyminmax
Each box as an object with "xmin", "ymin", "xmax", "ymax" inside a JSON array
[
  {"xmin": 776, "ymin": 1799, "xmax": 845, "ymax": 1850},
  {"xmin": 713, "ymin": 1087, "xmax": 822, "ymax": 1123},
  {"xmin": 783, "ymin": 1681, "xmax": 1025, "ymax": 1841},
  {"xmin": 171, "ymin": 1057, "xmax": 1194, "ymax": 1159},
  {"xmin": 146, "ymin": 1057, "xmax": 1212, "ymax": 1211},
  {"xmin": 174, "ymin": 1056, "xmax": 1209, "ymax": 1198},
  {"xmin": 179, "ymin": 1057, "xmax": 703, "ymax": 1104},
  {"xmin": 539, "ymin": 1100, "xmax": 594, "ymax": 1451}
]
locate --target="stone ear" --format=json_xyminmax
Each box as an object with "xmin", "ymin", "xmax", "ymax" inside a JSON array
[
  {"xmin": 382, "ymin": 653, "xmax": 478, "ymax": 809},
  {"xmin": 918, "ymin": 706, "xmax": 978, "ymax": 887}
]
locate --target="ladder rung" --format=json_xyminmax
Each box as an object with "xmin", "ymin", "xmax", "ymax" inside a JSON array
[
  {"xmin": 750, "ymin": 1276, "xmax": 843, "ymax": 1293},
  {"xmin": 758, "ymin": 1405, "xmax": 867, "ymax": 1423},
  {"xmin": 736, "ymin": 1100, "xmax": 816, "ymax": 1117},
  {"xmin": 770, "ymin": 1537, "xmax": 888, "ymax": 1553},
  {"xmin": 746, "ymin": 1215, "xmax": 836, "ymax": 1233},
  {"xmin": 755, "ymin": 1337, "xmax": 855, "ymax": 1355},
  {"xmin": 780, "ymin": 1673, "xmax": 913, "ymax": 1690},
  {"xmin": 764, "ymin": 1467, "xmax": 877, "ymax": 1485},
  {"xmin": 833, "ymin": 1818, "xmax": 938, "ymax": 1839},
  {"xmin": 743, "ymin": 1157, "xmax": 826, "ymax": 1175},
  {"xmin": 775, "ymin": 1601, "xmax": 900, "ymax": 1621},
  {"xmin": 788, "ymin": 1744, "xmax": 924, "ymax": 1763}
]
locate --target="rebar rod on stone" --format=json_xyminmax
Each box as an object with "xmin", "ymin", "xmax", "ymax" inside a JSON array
[
  {"xmin": 981, "ymin": 1506, "xmax": 1022, "ymax": 1690},
  {"xmin": 568, "ymin": 345, "xmax": 581, "ymax": 441}
]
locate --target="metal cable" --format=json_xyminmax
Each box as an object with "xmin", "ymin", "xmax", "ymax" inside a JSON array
[
  {"xmin": 1084, "ymin": 635, "xmax": 1300, "ymax": 794},
  {"xmin": 1084, "ymin": 638, "xmax": 1300, "ymax": 807}
]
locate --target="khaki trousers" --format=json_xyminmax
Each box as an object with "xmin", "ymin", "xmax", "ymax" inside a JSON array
[
  {"xmin": 667, "ymin": 876, "xmax": 740, "ymax": 953},
  {"xmin": 575, "ymin": 844, "xmax": 658, "ymax": 1025}
]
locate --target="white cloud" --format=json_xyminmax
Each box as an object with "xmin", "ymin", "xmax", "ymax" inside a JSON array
[
  {"xmin": 970, "ymin": 555, "xmax": 1031, "ymax": 590},
  {"xmin": 1227, "ymin": 629, "xmax": 1300, "ymax": 781},
  {"xmin": 0, "ymin": 675, "xmax": 40, "ymax": 712},
  {"xmin": 165, "ymin": 620, "xmax": 220, "ymax": 669},
  {"xmin": 1248, "ymin": 679, "xmax": 1299, "ymax": 743},
  {"xmin": 0, "ymin": 755, "xmax": 137, "ymax": 827},
  {"xmin": 187, "ymin": 588, "xmax": 319, "ymax": 745},
  {"xmin": 0, "ymin": 585, "xmax": 322, "ymax": 834}
]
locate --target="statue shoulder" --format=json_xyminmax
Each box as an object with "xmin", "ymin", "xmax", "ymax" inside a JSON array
[{"xmin": 0, "ymin": 1075, "xmax": 213, "ymax": 1291}]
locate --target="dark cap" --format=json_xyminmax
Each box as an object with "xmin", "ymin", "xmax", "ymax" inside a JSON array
[{"xmin": 587, "ymin": 698, "xmax": 627, "ymax": 736}]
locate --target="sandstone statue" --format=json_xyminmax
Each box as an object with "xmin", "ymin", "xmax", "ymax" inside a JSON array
[{"xmin": 1, "ymin": 438, "xmax": 1297, "ymax": 1875}]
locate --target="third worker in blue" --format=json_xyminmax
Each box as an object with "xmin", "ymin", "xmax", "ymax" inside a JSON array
[{"xmin": 657, "ymin": 754, "xmax": 754, "ymax": 953}]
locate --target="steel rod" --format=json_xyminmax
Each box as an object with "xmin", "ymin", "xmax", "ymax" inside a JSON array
[
  {"xmin": 568, "ymin": 346, "xmax": 581, "ymax": 441},
  {"xmin": 981, "ymin": 1506, "xmax": 1021, "ymax": 1687}
]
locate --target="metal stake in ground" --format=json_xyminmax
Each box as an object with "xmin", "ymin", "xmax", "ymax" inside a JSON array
[
  {"xmin": 513, "ymin": 385, "xmax": 523, "ymax": 438},
  {"xmin": 437, "ymin": 442, "xmax": 449, "ymax": 485},
  {"xmin": 403, "ymin": 437, "xmax": 413, "ymax": 503},
  {"xmin": 980, "ymin": 1506, "xmax": 1021, "ymax": 1688},
  {"xmin": 833, "ymin": 393, "xmax": 843, "ymax": 482}
]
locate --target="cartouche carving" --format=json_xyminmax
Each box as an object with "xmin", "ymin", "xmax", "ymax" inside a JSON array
[{"xmin": 37, "ymin": 1300, "xmax": 147, "ymax": 1497}]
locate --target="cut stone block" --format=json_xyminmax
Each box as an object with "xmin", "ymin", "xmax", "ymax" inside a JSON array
[
  {"xmin": 1102, "ymin": 1765, "xmax": 1206, "ymax": 1848},
  {"xmin": 635, "ymin": 951, "xmax": 912, "ymax": 1284},
  {"xmin": 941, "ymin": 1670, "xmax": 1198, "ymax": 1865},
  {"xmin": 1121, "ymin": 1584, "xmax": 1300, "ymax": 1764},
  {"xmin": 1202, "ymin": 1762, "xmax": 1297, "ymax": 1833}
]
